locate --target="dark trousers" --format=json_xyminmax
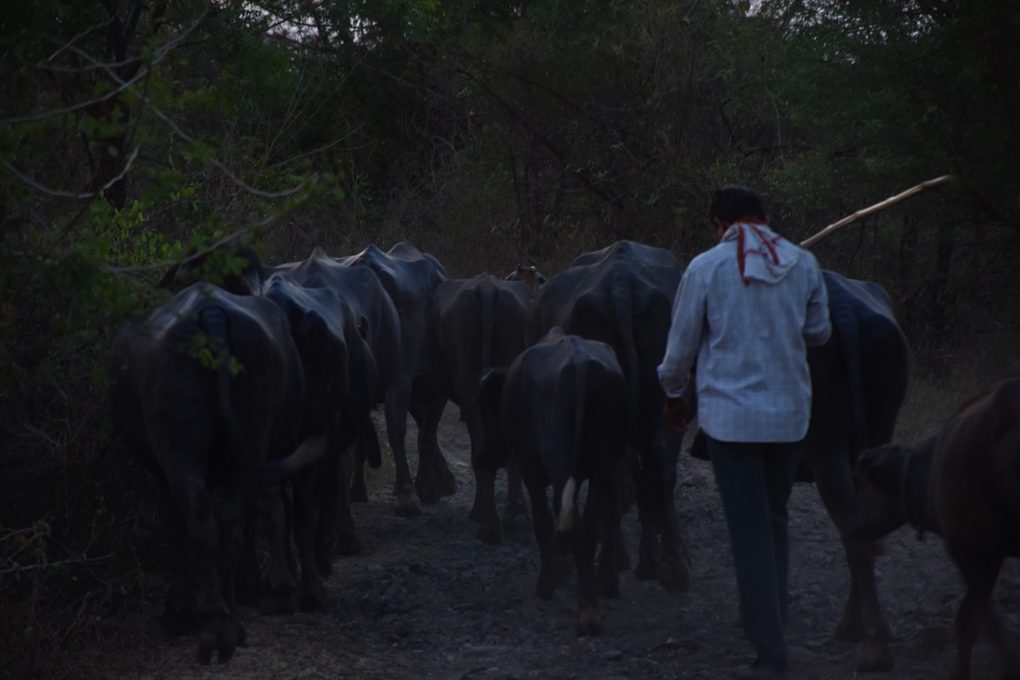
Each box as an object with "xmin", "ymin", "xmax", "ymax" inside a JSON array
[{"xmin": 706, "ymin": 436, "xmax": 802, "ymax": 670}]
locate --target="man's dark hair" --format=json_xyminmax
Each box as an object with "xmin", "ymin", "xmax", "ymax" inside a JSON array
[{"xmin": 708, "ymin": 185, "xmax": 768, "ymax": 224}]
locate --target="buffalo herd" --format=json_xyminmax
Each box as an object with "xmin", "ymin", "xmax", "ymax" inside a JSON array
[{"xmin": 109, "ymin": 240, "xmax": 1018, "ymax": 677}]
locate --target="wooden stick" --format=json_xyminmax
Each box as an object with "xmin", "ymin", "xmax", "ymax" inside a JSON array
[{"xmin": 799, "ymin": 174, "xmax": 955, "ymax": 248}]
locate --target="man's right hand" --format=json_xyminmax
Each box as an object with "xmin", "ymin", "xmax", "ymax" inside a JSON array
[{"xmin": 663, "ymin": 396, "xmax": 688, "ymax": 433}]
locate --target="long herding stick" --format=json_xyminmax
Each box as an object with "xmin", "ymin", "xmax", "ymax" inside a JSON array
[{"xmin": 799, "ymin": 174, "xmax": 955, "ymax": 248}]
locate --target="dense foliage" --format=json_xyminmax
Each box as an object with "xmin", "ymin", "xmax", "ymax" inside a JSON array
[{"xmin": 1, "ymin": 0, "xmax": 1017, "ymax": 674}]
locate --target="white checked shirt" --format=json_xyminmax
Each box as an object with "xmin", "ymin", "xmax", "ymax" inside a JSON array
[{"xmin": 657, "ymin": 224, "xmax": 831, "ymax": 443}]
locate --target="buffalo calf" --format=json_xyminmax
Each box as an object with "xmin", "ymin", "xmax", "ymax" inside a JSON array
[
  {"xmin": 478, "ymin": 329, "xmax": 627, "ymax": 635},
  {"xmin": 850, "ymin": 379, "xmax": 1020, "ymax": 680}
]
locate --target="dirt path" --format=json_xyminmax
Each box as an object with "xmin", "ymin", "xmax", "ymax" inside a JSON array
[{"xmin": 77, "ymin": 407, "xmax": 1018, "ymax": 680}]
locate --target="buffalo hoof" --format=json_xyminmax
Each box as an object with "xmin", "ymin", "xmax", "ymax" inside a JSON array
[
  {"xmin": 505, "ymin": 500, "xmax": 528, "ymax": 519},
  {"xmin": 656, "ymin": 554, "xmax": 691, "ymax": 593},
  {"xmin": 576, "ymin": 607, "xmax": 605, "ymax": 636},
  {"xmin": 501, "ymin": 509, "xmax": 530, "ymax": 543},
  {"xmin": 393, "ymin": 490, "xmax": 423, "ymax": 517},
  {"xmin": 834, "ymin": 615, "xmax": 871, "ymax": 643},
  {"xmin": 315, "ymin": 542, "xmax": 334, "ymax": 577},
  {"xmin": 335, "ymin": 532, "xmax": 363, "ymax": 557},
  {"xmin": 855, "ymin": 638, "xmax": 894, "ymax": 673},
  {"xmin": 554, "ymin": 554, "xmax": 575, "ymax": 585},
  {"xmin": 613, "ymin": 543, "xmax": 631, "ymax": 572},
  {"xmin": 468, "ymin": 498, "xmax": 484, "ymax": 523},
  {"xmin": 159, "ymin": 605, "xmax": 196, "ymax": 637},
  {"xmin": 477, "ymin": 521, "xmax": 503, "ymax": 546},
  {"xmin": 535, "ymin": 574, "xmax": 556, "ymax": 600},
  {"xmin": 415, "ymin": 458, "xmax": 457, "ymax": 504},
  {"xmin": 196, "ymin": 615, "xmax": 243, "ymax": 665},
  {"xmin": 596, "ymin": 568, "xmax": 620, "ymax": 598},
  {"xmin": 350, "ymin": 475, "xmax": 369, "ymax": 503},
  {"xmin": 633, "ymin": 558, "xmax": 657, "ymax": 582},
  {"xmin": 298, "ymin": 581, "xmax": 328, "ymax": 612},
  {"xmin": 234, "ymin": 577, "xmax": 262, "ymax": 608}
]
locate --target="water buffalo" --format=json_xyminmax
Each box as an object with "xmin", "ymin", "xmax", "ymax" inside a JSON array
[
  {"xmin": 108, "ymin": 284, "xmax": 308, "ymax": 663},
  {"xmin": 850, "ymin": 379, "xmax": 1020, "ymax": 680},
  {"xmin": 430, "ymin": 273, "xmax": 531, "ymax": 543},
  {"xmin": 804, "ymin": 271, "xmax": 910, "ymax": 670},
  {"xmin": 273, "ymin": 249, "xmax": 400, "ymax": 507},
  {"xmin": 528, "ymin": 240, "xmax": 690, "ymax": 592},
  {"xmin": 478, "ymin": 329, "xmax": 628, "ymax": 634},
  {"xmin": 262, "ymin": 273, "xmax": 377, "ymax": 610},
  {"xmin": 337, "ymin": 242, "xmax": 455, "ymax": 515}
]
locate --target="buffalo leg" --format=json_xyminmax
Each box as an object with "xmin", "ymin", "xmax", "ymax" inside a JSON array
[
  {"xmin": 293, "ymin": 470, "xmax": 327, "ymax": 612},
  {"xmin": 573, "ymin": 491, "xmax": 603, "ymax": 636},
  {"xmin": 505, "ymin": 456, "xmax": 528, "ymax": 519},
  {"xmin": 950, "ymin": 555, "xmax": 1003, "ymax": 680},
  {"xmin": 473, "ymin": 467, "xmax": 503, "ymax": 545},
  {"xmin": 633, "ymin": 458, "xmax": 661, "ymax": 582},
  {"xmin": 527, "ymin": 479, "xmax": 557, "ymax": 600},
  {"xmin": 385, "ymin": 376, "xmax": 421, "ymax": 516},
  {"xmin": 176, "ymin": 479, "xmax": 235, "ymax": 665},
  {"xmin": 260, "ymin": 483, "xmax": 297, "ymax": 615},
  {"xmin": 594, "ymin": 478, "xmax": 622, "ymax": 598},
  {"xmin": 410, "ymin": 378, "xmax": 456, "ymax": 503},
  {"xmin": 813, "ymin": 451, "xmax": 894, "ymax": 626},
  {"xmin": 633, "ymin": 443, "xmax": 690, "ymax": 593},
  {"xmin": 351, "ymin": 420, "xmax": 379, "ymax": 503},
  {"xmin": 334, "ymin": 446, "xmax": 362, "ymax": 558},
  {"xmin": 157, "ymin": 487, "xmax": 196, "ymax": 635},
  {"xmin": 812, "ymin": 447, "xmax": 893, "ymax": 671},
  {"xmin": 235, "ymin": 495, "xmax": 261, "ymax": 607}
]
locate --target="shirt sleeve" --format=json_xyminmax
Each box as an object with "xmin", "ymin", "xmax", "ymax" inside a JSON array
[
  {"xmin": 657, "ymin": 264, "xmax": 707, "ymax": 399},
  {"xmin": 803, "ymin": 258, "xmax": 832, "ymax": 347}
]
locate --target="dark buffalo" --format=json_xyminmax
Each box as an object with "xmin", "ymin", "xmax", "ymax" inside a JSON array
[
  {"xmin": 478, "ymin": 329, "xmax": 628, "ymax": 634},
  {"xmin": 108, "ymin": 284, "xmax": 307, "ymax": 663},
  {"xmin": 431, "ymin": 273, "xmax": 531, "ymax": 543},
  {"xmin": 262, "ymin": 273, "xmax": 377, "ymax": 610},
  {"xmin": 272, "ymin": 248, "xmax": 400, "ymax": 507},
  {"xmin": 803, "ymin": 271, "xmax": 910, "ymax": 670},
  {"xmin": 849, "ymin": 379, "xmax": 1020, "ymax": 680},
  {"xmin": 337, "ymin": 242, "xmax": 455, "ymax": 515},
  {"xmin": 528, "ymin": 240, "xmax": 690, "ymax": 592}
]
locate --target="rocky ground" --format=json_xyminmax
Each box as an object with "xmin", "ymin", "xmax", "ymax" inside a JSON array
[{"xmin": 73, "ymin": 401, "xmax": 1019, "ymax": 680}]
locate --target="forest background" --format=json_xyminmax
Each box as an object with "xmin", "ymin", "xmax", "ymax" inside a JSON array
[{"xmin": 1, "ymin": 0, "xmax": 1018, "ymax": 675}]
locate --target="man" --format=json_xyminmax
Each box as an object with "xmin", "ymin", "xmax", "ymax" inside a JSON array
[{"xmin": 658, "ymin": 186, "xmax": 831, "ymax": 680}]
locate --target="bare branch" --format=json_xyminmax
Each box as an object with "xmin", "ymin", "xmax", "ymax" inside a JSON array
[
  {"xmin": 59, "ymin": 24, "xmax": 306, "ymax": 200},
  {"xmin": 141, "ymin": 102, "xmax": 306, "ymax": 198},
  {"xmin": 0, "ymin": 67, "xmax": 149, "ymax": 125},
  {"xmin": 0, "ymin": 553, "xmax": 115, "ymax": 577},
  {"xmin": 4, "ymin": 7, "xmax": 209, "ymax": 124},
  {"xmin": 267, "ymin": 125, "xmax": 363, "ymax": 170},
  {"xmin": 46, "ymin": 17, "xmax": 116, "ymax": 63},
  {"xmin": 3, "ymin": 146, "xmax": 140, "ymax": 200}
]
